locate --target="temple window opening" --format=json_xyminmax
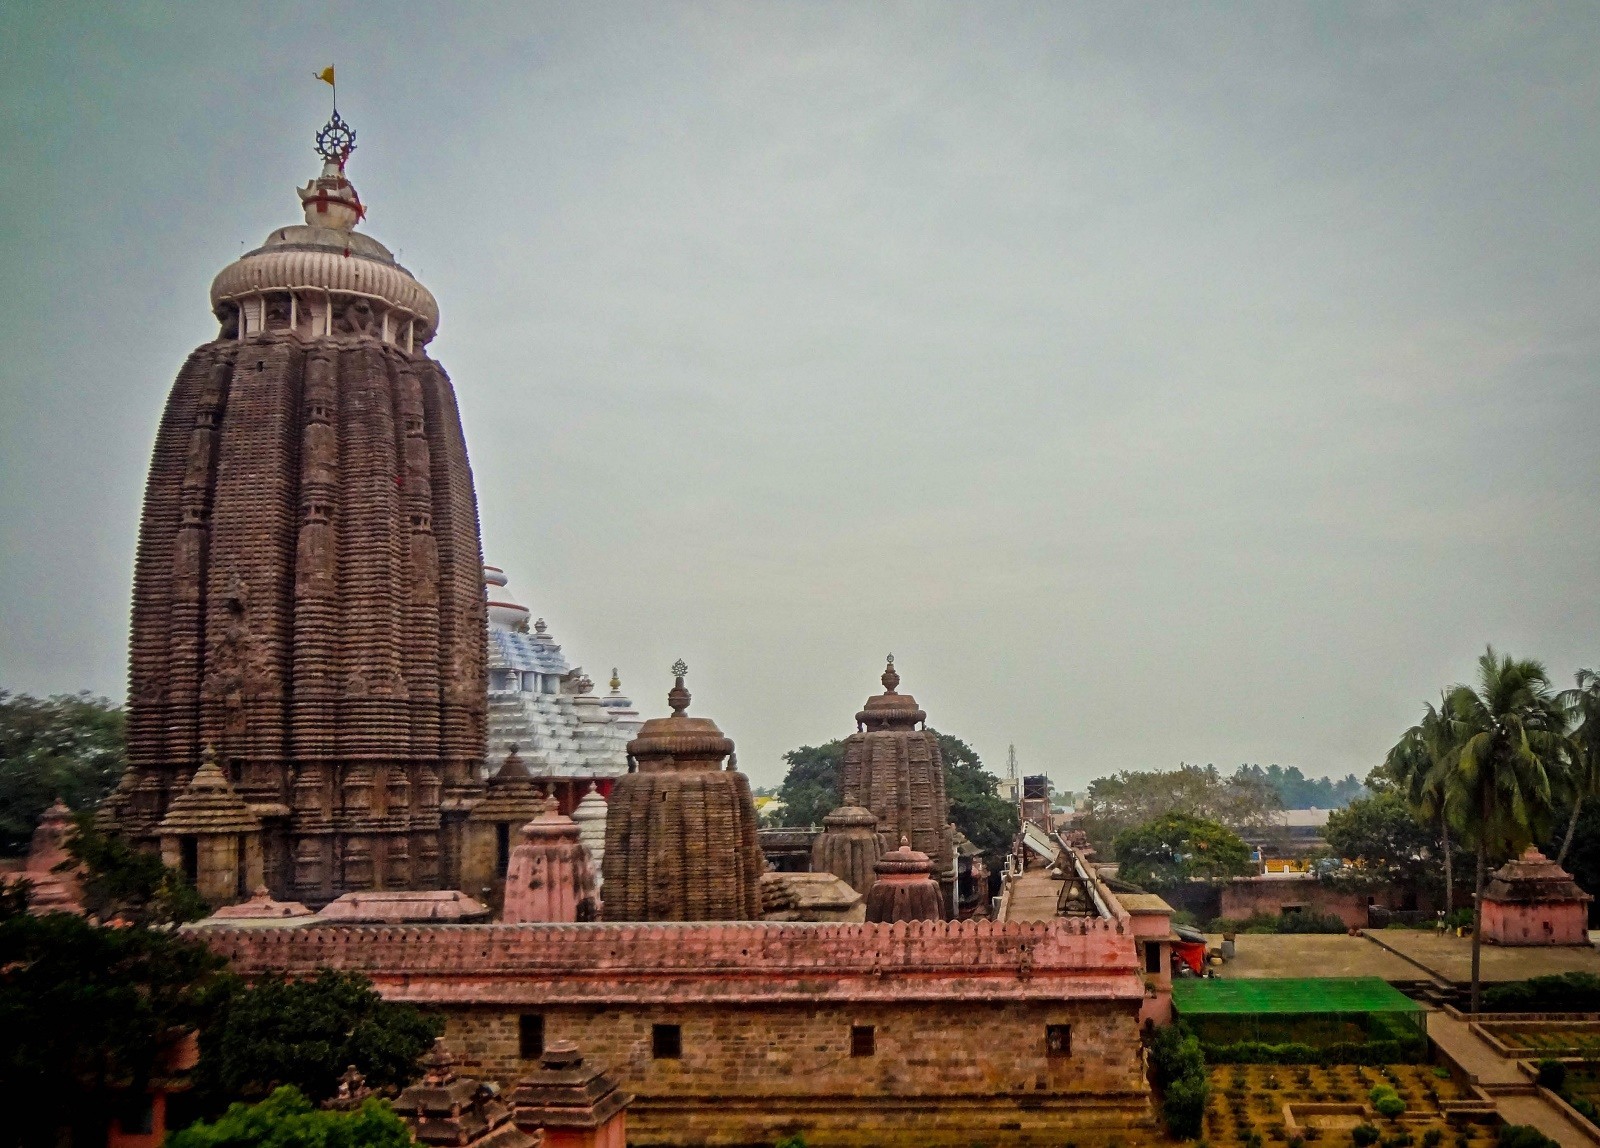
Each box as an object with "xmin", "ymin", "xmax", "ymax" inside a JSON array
[
  {"xmin": 652, "ymin": 1024, "xmax": 681, "ymax": 1060},
  {"xmin": 1046, "ymin": 1024, "xmax": 1072, "ymax": 1057},
  {"xmin": 519, "ymin": 1014, "xmax": 544, "ymax": 1060},
  {"xmin": 850, "ymin": 1025, "xmax": 876, "ymax": 1058}
]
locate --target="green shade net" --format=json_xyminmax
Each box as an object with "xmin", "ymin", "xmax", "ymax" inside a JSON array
[{"xmin": 1172, "ymin": 977, "xmax": 1426, "ymax": 1047}]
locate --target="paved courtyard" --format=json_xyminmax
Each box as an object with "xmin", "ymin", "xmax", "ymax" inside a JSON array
[
  {"xmin": 1203, "ymin": 932, "xmax": 1427, "ymax": 981},
  {"xmin": 1364, "ymin": 929, "xmax": 1600, "ymax": 985}
]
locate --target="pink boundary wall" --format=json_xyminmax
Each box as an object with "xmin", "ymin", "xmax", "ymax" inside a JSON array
[{"xmin": 204, "ymin": 917, "xmax": 1147, "ymax": 1006}]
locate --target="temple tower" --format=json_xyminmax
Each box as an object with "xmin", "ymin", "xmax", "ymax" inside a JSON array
[
  {"xmin": 502, "ymin": 795, "xmax": 597, "ymax": 923},
  {"xmin": 838, "ymin": 656, "xmax": 955, "ymax": 903},
  {"xmin": 809, "ymin": 804, "xmax": 883, "ymax": 895},
  {"xmin": 108, "ymin": 107, "xmax": 487, "ymax": 906},
  {"xmin": 601, "ymin": 662, "xmax": 764, "ymax": 921},
  {"xmin": 865, "ymin": 837, "xmax": 945, "ymax": 923}
]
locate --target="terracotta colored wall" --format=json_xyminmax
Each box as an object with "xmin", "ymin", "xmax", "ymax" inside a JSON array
[
  {"xmin": 1481, "ymin": 899, "xmax": 1589, "ymax": 946},
  {"xmin": 452, "ymin": 998, "xmax": 1145, "ymax": 1146},
  {"xmin": 206, "ymin": 919, "xmax": 1152, "ymax": 1146},
  {"xmin": 1220, "ymin": 880, "xmax": 1368, "ymax": 929}
]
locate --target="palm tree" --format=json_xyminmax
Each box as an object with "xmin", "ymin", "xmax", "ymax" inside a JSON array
[
  {"xmin": 1556, "ymin": 668, "xmax": 1600, "ymax": 865},
  {"xmin": 1384, "ymin": 697, "xmax": 1459, "ymax": 918},
  {"xmin": 1444, "ymin": 648, "xmax": 1567, "ymax": 1016}
]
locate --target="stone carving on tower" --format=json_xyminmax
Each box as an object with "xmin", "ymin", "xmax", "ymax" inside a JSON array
[
  {"xmin": 601, "ymin": 662, "xmax": 764, "ymax": 921},
  {"xmin": 837, "ymin": 656, "xmax": 955, "ymax": 909},
  {"xmin": 107, "ymin": 104, "xmax": 487, "ymax": 906}
]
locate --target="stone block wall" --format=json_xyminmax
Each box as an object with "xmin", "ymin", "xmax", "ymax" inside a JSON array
[
  {"xmin": 207, "ymin": 917, "xmax": 1153, "ymax": 1145},
  {"xmin": 447, "ymin": 998, "xmax": 1145, "ymax": 1146},
  {"xmin": 1220, "ymin": 878, "xmax": 1372, "ymax": 929}
]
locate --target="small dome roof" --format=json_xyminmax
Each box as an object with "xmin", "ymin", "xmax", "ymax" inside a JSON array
[{"xmin": 207, "ymin": 119, "xmax": 440, "ymax": 338}]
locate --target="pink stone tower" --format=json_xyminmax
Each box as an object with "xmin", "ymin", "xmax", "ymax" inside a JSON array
[{"xmin": 502, "ymin": 796, "xmax": 598, "ymax": 923}]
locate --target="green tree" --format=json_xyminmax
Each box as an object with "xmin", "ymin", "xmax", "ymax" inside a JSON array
[
  {"xmin": 194, "ymin": 970, "xmax": 441, "ymax": 1109},
  {"xmin": 0, "ymin": 691, "xmax": 125, "ymax": 855},
  {"xmin": 1112, "ymin": 812, "xmax": 1253, "ymax": 890},
  {"xmin": 1082, "ymin": 764, "xmax": 1282, "ymax": 854},
  {"xmin": 1324, "ymin": 790, "xmax": 1438, "ymax": 896},
  {"xmin": 1556, "ymin": 668, "xmax": 1600, "ymax": 865},
  {"xmin": 65, "ymin": 814, "xmax": 208, "ymax": 926},
  {"xmin": 1379, "ymin": 699, "xmax": 1461, "ymax": 915},
  {"xmin": 0, "ymin": 894, "xmax": 230, "ymax": 1148},
  {"xmin": 775, "ymin": 741, "xmax": 845, "ymax": 828},
  {"xmin": 1444, "ymin": 648, "xmax": 1567, "ymax": 1015},
  {"xmin": 930, "ymin": 731, "xmax": 1018, "ymax": 861},
  {"xmin": 169, "ymin": 1086, "xmax": 413, "ymax": 1148}
]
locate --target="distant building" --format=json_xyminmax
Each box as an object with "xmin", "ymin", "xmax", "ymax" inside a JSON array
[{"xmin": 484, "ymin": 565, "xmax": 641, "ymax": 812}]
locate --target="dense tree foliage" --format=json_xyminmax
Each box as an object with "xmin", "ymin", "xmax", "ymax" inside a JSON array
[
  {"xmin": 1232, "ymin": 763, "xmax": 1366, "ymax": 809},
  {"xmin": 930, "ymin": 731, "xmax": 1019, "ymax": 860},
  {"xmin": 169, "ymin": 1086, "xmax": 413, "ymax": 1148},
  {"xmin": 774, "ymin": 731, "xmax": 1018, "ymax": 861},
  {"xmin": 0, "ymin": 691, "xmax": 125, "ymax": 855},
  {"xmin": 64, "ymin": 813, "xmax": 209, "ymax": 925},
  {"xmin": 1112, "ymin": 812, "xmax": 1253, "ymax": 890},
  {"xmin": 194, "ymin": 970, "xmax": 441, "ymax": 1109},
  {"xmin": 0, "ymin": 891, "xmax": 230, "ymax": 1148},
  {"xmin": 1083, "ymin": 764, "xmax": 1281, "ymax": 855},
  {"xmin": 775, "ymin": 741, "xmax": 846, "ymax": 829},
  {"xmin": 1323, "ymin": 790, "xmax": 1442, "ymax": 894},
  {"xmin": 1557, "ymin": 668, "xmax": 1600, "ymax": 864}
]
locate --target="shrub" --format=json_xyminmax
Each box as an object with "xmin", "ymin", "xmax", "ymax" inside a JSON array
[
  {"xmin": 1204, "ymin": 1039, "xmax": 1427, "ymax": 1065},
  {"xmin": 1534, "ymin": 1060, "xmax": 1566, "ymax": 1092},
  {"xmin": 168, "ymin": 1086, "xmax": 412, "ymax": 1148},
  {"xmin": 1353, "ymin": 1124, "xmax": 1381, "ymax": 1146},
  {"xmin": 1369, "ymin": 1084, "xmax": 1406, "ymax": 1119},
  {"xmin": 1495, "ymin": 1125, "xmax": 1560, "ymax": 1148},
  {"xmin": 1422, "ymin": 1130, "xmax": 1443, "ymax": 1148},
  {"xmin": 1482, "ymin": 973, "xmax": 1600, "ymax": 1014},
  {"xmin": 1151, "ymin": 1025, "xmax": 1206, "ymax": 1088},
  {"xmin": 1165, "ymin": 1074, "xmax": 1211, "ymax": 1140}
]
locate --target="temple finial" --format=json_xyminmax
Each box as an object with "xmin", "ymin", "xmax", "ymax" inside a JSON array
[
  {"xmin": 610, "ymin": 667, "xmax": 621, "ymax": 692},
  {"xmin": 881, "ymin": 654, "xmax": 900, "ymax": 695},
  {"xmin": 668, "ymin": 660, "xmax": 690, "ymax": 716}
]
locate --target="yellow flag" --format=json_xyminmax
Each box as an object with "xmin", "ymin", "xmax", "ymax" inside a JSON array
[{"xmin": 316, "ymin": 65, "xmax": 335, "ymax": 87}]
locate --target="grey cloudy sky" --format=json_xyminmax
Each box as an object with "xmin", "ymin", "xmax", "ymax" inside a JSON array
[{"xmin": 2, "ymin": 3, "xmax": 1597, "ymax": 792}]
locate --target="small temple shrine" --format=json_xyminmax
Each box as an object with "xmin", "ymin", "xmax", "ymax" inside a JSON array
[
  {"xmin": 153, "ymin": 746, "xmax": 264, "ymax": 909},
  {"xmin": 502, "ymin": 796, "xmax": 598, "ymax": 923},
  {"xmin": 809, "ymin": 803, "xmax": 883, "ymax": 895},
  {"xmin": 601, "ymin": 662, "xmax": 765, "ymax": 921},
  {"xmin": 836, "ymin": 656, "xmax": 956, "ymax": 905},
  {"xmin": 5, "ymin": 798, "xmax": 83, "ymax": 915},
  {"xmin": 865, "ymin": 836, "xmax": 946, "ymax": 923},
  {"xmin": 510, "ymin": 1041, "xmax": 631, "ymax": 1148},
  {"xmin": 1480, "ymin": 846, "xmax": 1593, "ymax": 945},
  {"xmin": 394, "ymin": 1039, "xmax": 536, "ymax": 1148}
]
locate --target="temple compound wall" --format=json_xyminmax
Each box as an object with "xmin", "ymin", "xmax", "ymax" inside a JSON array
[{"xmin": 207, "ymin": 917, "xmax": 1152, "ymax": 1147}]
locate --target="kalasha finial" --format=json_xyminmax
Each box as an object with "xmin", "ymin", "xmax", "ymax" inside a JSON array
[
  {"xmin": 668, "ymin": 660, "xmax": 690, "ymax": 716},
  {"xmin": 610, "ymin": 667, "xmax": 621, "ymax": 692},
  {"xmin": 534, "ymin": 618, "xmax": 548, "ymax": 635},
  {"xmin": 881, "ymin": 654, "xmax": 900, "ymax": 695}
]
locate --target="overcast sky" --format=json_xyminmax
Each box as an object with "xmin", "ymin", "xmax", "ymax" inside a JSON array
[{"xmin": 2, "ymin": 3, "xmax": 1597, "ymax": 792}]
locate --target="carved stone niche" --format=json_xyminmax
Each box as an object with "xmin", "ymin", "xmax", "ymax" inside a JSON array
[
  {"xmin": 337, "ymin": 297, "xmax": 376, "ymax": 336},
  {"xmin": 265, "ymin": 295, "xmax": 293, "ymax": 331}
]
